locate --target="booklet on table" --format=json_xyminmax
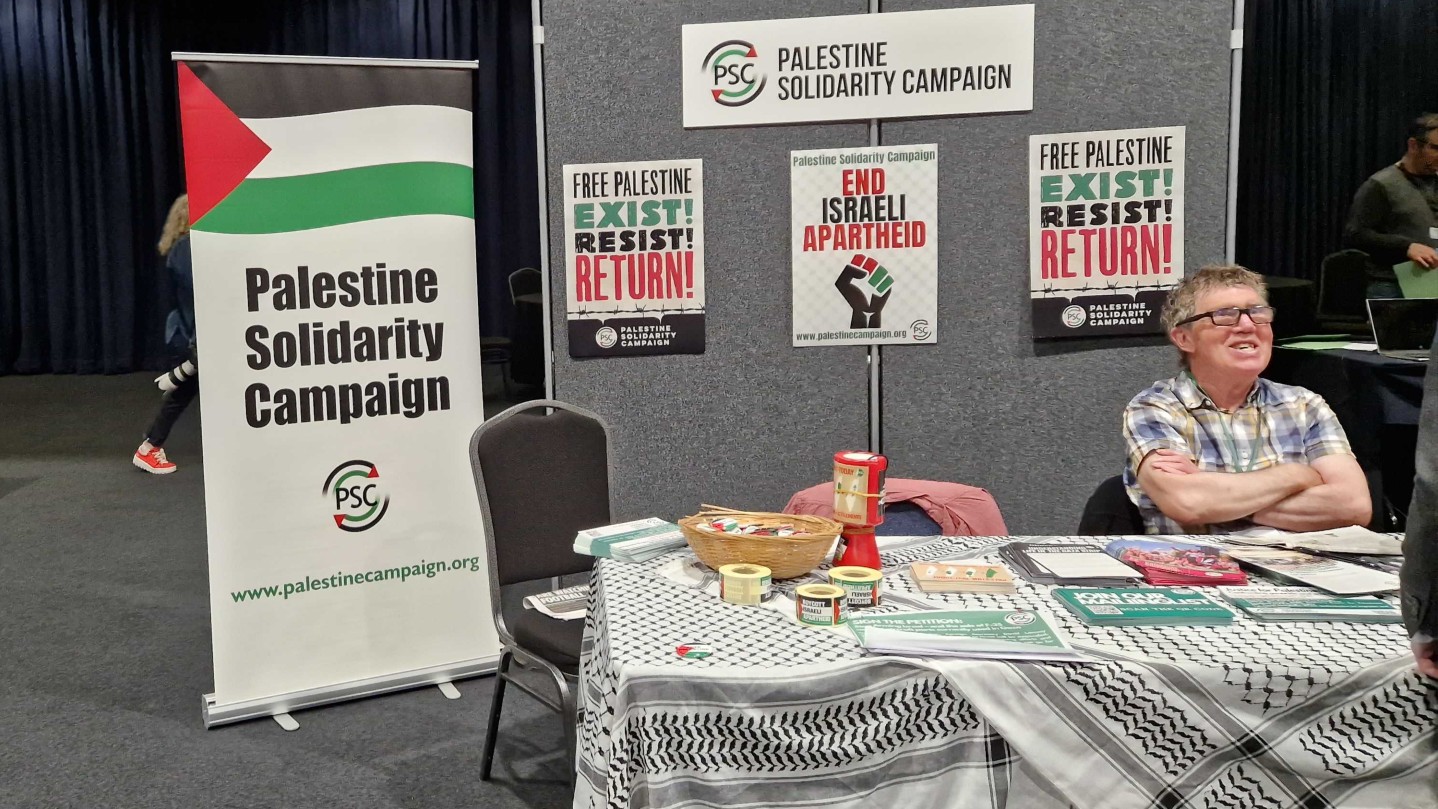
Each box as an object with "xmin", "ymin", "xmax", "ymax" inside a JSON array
[
  {"xmin": 1051, "ymin": 587, "xmax": 1234, "ymax": 626},
  {"xmin": 1217, "ymin": 584, "xmax": 1401, "ymax": 622},
  {"xmin": 1103, "ymin": 538, "xmax": 1248, "ymax": 586},
  {"xmin": 848, "ymin": 609, "xmax": 1086, "ymax": 663},
  {"xmin": 1222, "ymin": 547, "xmax": 1399, "ymax": 595}
]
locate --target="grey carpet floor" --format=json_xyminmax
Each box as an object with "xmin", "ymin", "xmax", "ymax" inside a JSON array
[{"xmin": 0, "ymin": 374, "xmax": 569, "ymax": 809}]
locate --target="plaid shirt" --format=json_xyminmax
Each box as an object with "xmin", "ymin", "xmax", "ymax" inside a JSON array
[{"xmin": 1122, "ymin": 373, "xmax": 1354, "ymax": 534}]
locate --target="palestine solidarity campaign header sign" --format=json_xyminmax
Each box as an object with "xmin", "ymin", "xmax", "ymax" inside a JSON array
[
  {"xmin": 682, "ymin": 5, "xmax": 1034, "ymax": 127},
  {"xmin": 175, "ymin": 54, "xmax": 497, "ymax": 724}
]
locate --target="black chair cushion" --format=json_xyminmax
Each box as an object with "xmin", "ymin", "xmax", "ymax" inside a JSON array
[
  {"xmin": 1078, "ymin": 475, "xmax": 1146, "ymax": 535},
  {"xmin": 875, "ymin": 502, "xmax": 943, "ymax": 536},
  {"xmin": 508, "ymin": 607, "xmax": 584, "ymax": 676}
]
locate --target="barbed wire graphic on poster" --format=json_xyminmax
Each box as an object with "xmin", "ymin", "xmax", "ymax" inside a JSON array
[
  {"xmin": 1028, "ymin": 126, "xmax": 1185, "ymax": 339},
  {"xmin": 563, "ymin": 159, "xmax": 705, "ymax": 357},
  {"xmin": 791, "ymin": 144, "xmax": 938, "ymax": 346}
]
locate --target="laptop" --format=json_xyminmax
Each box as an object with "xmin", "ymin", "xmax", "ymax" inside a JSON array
[{"xmin": 1366, "ymin": 298, "xmax": 1438, "ymax": 361}]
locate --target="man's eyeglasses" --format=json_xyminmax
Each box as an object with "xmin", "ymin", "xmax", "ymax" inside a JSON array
[{"xmin": 1176, "ymin": 305, "xmax": 1276, "ymax": 327}]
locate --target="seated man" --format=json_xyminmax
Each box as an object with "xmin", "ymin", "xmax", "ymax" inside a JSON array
[{"xmin": 1122, "ymin": 265, "xmax": 1371, "ymax": 535}]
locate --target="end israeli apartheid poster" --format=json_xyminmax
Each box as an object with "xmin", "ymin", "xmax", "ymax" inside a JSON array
[
  {"xmin": 564, "ymin": 159, "xmax": 704, "ymax": 357},
  {"xmin": 1028, "ymin": 126, "xmax": 1185, "ymax": 339},
  {"xmin": 792, "ymin": 145, "xmax": 937, "ymax": 347},
  {"xmin": 682, "ymin": 5, "xmax": 1033, "ymax": 128}
]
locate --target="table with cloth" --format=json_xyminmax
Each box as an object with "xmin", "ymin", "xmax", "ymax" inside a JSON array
[{"xmin": 574, "ymin": 535, "xmax": 1438, "ymax": 809}]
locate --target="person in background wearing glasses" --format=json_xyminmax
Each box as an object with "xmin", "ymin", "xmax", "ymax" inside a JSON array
[
  {"xmin": 1343, "ymin": 112, "xmax": 1438, "ymax": 299},
  {"xmin": 1122, "ymin": 265, "xmax": 1371, "ymax": 535}
]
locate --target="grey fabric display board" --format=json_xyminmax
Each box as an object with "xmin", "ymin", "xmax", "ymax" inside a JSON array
[
  {"xmin": 878, "ymin": 0, "xmax": 1232, "ymax": 534},
  {"xmin": 543, "ymin": 0, "xmax": 1233, "ymax": 532},
  {"xmin": 543, "ymin": 0, "xmax": 873, "ymax": 521}
]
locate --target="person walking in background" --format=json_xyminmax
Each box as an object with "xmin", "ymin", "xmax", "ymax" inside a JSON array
[
  {"xmin": 1343, "ymin": 113, "xmax": 1438, "ymax": 299},
  {"xmin": 133, "ymin": 194, "xmax": 197, "ymax": 475},
  {"xmin": 1401, "ymin": 350, "xmax": 1438, "ymax": 679}
]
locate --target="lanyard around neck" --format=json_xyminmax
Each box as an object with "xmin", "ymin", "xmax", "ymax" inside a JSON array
[{"xmin": 1186, "ymin": 371, "xmax": 1261, "ymax": 472}]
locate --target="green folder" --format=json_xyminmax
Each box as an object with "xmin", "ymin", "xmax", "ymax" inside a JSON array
[{"xmin": 1394, "ymin": 261, "xmax": 1438, "ymax": 299}]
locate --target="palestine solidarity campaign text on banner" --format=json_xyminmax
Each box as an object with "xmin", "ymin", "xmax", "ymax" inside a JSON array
[
  {"xmin": 792, "ymin": 145, "xmax": 938, "ymax": 346},
  {"xmin": 1029, "ymin": 126, "xmax": 1186, "ymax": 339},
  {"xmin": 563, "ymin": 159, "xmax": 705, "ymax": 358},
  {"xmin": 176, "ymin": 54, "xmax": 497, "ymax": 721},
  {"xmin": 682, "ymin": 5, "xmax": 1034, "ymax": 128}
]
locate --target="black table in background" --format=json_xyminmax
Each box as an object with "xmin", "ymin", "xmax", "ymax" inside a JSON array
[{"xmin": 1268, "ymin": 346, "xmax": 1427, "ymax": 528}]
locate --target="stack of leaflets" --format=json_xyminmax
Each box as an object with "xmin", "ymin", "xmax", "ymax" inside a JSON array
[
  {"xmin": 1222, "ymin": 547, "xmax": 1399, "ymax": 595},
  {"xmin": 1051, "ymin": 587, "xmax": 1234, "ymax": 626},
  {"xmin": 848, "ymin": 609, "xmax": 1086, "ymax": 662},
  {"xmin": 572, "ymin": 517, "xmax": 687, "ymax": 562},
  {"xmin": 908, "ymin": 562, "xmax": 1018, "ymax": 595},
  {"xmin": 1222, "ymin": 525, "xmax": 1403, "ymax": 556},
  {"xmin": 999, "ymin": 542, "xmax": 1142, "ymax": 587},
  {"xmin": 521, "ymin": 584, "xmax": 588, "ymax": 620},
  {"xmin": 1104, "ymin": 538, "xmax": 1247, "ymax": 586},
  {"xmin": 1218, "ymin": 584, "xmax": 1401, "ymax": 622}
]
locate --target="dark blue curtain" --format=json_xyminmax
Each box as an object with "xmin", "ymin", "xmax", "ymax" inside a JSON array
[
  {"xmin": 0, "ymin": 0, "xmax": 537, "ymax": 374},
  {"xmin": 1236, "ymin": 0, "xmax": 1438, "ymax": 281}
]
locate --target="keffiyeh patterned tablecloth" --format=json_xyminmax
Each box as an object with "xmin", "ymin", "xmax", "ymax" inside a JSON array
[{"xmin": 575, "ymin": 536, "xmax": 1438, "ymax": 809}]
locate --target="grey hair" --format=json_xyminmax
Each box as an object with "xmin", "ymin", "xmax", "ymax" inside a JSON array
[{"xmin": 1160, "ymin": 264, "xmax": 1268, "ymax": 367}]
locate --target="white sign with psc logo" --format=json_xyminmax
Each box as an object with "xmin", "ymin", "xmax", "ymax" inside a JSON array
[{"xmin": 681, "ymin": 6, "xmax": 1035, "ymax": 128}]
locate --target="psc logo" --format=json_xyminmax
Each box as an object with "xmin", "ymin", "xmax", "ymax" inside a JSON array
[
  {"xmin": 323, "ymin": 460, "xmax": 390, "ymax": 532},
  {"xmin": 702, "ymin": 40, "xmax": 765, "ymax": 107}
]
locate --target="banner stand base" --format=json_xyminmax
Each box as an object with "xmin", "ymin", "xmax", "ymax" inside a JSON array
[
  {"xmin": 202, "ymin": 654, "xmax": 500, "ymax": 728},
  {"xmin": 273, "ymin": 713, "xmax": 300, "ymax": 731}
]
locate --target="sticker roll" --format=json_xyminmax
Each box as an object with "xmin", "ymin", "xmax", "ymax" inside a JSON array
[
  {"xmin": 828, "ymin": 565, "xmax": 883, "ymax": 608},
  {"xmin": 795, "ymin": 583, "xmax": 850, "ymax": 626},
  {"xmin": 719, "ymin": 563, "xmax": 772, "ymax": 606}
]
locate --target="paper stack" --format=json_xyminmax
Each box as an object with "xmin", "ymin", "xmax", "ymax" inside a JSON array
[
  {"xmin": 848, "ymin": 609, "xmax": 1086, "ymax": 662},
  {"xmin": 1104, "ymin": 538, "xmax": 1247, "ymax": 586},
  {"xmin": 1222, "ymin": 547, "xmax": 1398, "ymax": 596},
  {"xmin": 1217, "ymin": 584, "xmax": 1402, "ymax": 622},
  {"xmin": 573, "ymin": 517, "xmax": 687, "ymax": 562},
  {"xmin": 999, "ymin": 541, "xmax": 1142, "ymax": 587},
  {"xmin": 1222, "ymin": 525, "xmax": 1403, "ymax": 556},
  {"xmin": 1052, "ymin": 587, "xmax": 1234, "ymax": 626}
]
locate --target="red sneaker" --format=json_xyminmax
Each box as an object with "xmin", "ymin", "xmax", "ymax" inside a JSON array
[{"xmin": 133, "ymin": 445, "xmax": 177, "ymax": 475}]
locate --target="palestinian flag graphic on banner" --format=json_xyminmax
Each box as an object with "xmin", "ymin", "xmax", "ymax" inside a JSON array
[
  {"xmin": 178, "ymin": 60, "xmax": 474, "ymax": 232},
  {"xmin": 177, "ymin": 56, "xmax": 498, "ymax": 716}
]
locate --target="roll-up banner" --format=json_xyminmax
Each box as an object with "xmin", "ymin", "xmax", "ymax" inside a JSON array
[{"xmin": 174, "ymin": 54, "xmax": 499, "ymax": 725}]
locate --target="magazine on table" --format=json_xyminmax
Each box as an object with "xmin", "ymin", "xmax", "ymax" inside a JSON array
[
  {"xmin": 1051, "ymin": 587, "xmax": 1235, "ymax": 626},
  {"xmin": 848, "ymin": 609, "xmax": 1087, "ymax": 663},
  {"xmin": 1221, "ymin": 525, "xmax": 1403, "ymax": 556},
  {"xmin": 522, "ymin": 584, "xmax": 589, "ymax": 620},
  {"xmin": 999, "ymin": 541, "xmax": 1142, "ymax": 587},
  {"xmin": 1222, "ymin": 547, "xmax": 1399, "ymax": 596},
  {"xmin": 1103, "ymin": 538, "xmax": 1247, "ymax": 586},
  {"xmin": 572, "ymin": 517, "xmax": 687, "ymax": 562},
  {"xmin": 1217, "ymin": 583, "xmax": 1401, "ymax": 622}
]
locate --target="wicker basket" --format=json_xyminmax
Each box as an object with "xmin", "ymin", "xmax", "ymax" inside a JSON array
[{"xmin": 678, "ymin": 505, "xmax": 843, "ymax": 579}]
